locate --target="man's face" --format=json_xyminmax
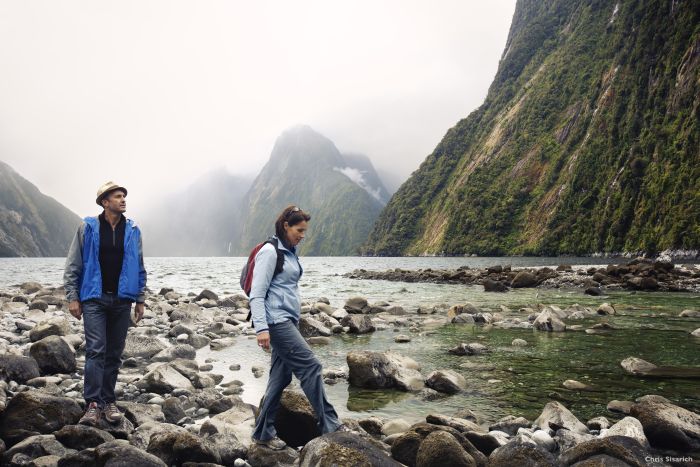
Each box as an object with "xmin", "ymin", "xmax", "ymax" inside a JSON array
[{"xmin": 102, "ymin": 190, "xmax": 127, "ymax": 214}]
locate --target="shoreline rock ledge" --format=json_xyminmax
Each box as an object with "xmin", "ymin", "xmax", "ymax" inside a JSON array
[{"xmin": 345, "ymin": 258, "xmax": 700, "ymax": 292}]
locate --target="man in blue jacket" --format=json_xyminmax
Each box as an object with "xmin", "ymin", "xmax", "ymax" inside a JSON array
[{"xmin": 64, "ymin": 181, "xmax": 147, "ymax": 426}]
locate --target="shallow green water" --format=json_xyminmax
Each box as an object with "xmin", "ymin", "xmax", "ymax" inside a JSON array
[{"xmin": 203, "ymin": 285, "xmax": 699, "ymax": 426}]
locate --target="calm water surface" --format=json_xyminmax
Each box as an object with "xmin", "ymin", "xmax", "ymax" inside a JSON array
[{"xmin": 2, "ymin": 256, "xmax": 698, "ymax": 424}]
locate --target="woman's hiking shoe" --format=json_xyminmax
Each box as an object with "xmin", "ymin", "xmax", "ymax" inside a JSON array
[
  {"xmin": 252, "ymin": 436, "xmax": 287, "ymax": 450},
  {"xmin": 103, "ymin": 402, "xmax": 123, "ymax": 424},
  {"xmin": 79, "ymin": 402, "xmax": 101, "ymax": 426}
]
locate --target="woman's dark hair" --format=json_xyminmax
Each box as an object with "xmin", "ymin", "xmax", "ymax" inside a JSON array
[{"xmin": 275, "ymin": 205, "xmax": 311, "ymax": 244}]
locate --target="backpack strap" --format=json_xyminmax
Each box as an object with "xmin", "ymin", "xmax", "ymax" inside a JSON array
[{"xmin": 268, "ymin": 237, "xmax": 285, "ymax": 276}]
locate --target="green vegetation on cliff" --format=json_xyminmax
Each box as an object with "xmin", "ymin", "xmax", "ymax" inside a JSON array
[{"xmin": 364, "ymin": 0, "xmax": 699, "ymax": 256}]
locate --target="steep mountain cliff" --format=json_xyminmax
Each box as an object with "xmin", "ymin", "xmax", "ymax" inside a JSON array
[
  {"xmin": 0, "ymin": 161, "xmax": 81, "ymax": 256},
  {"xmin": 238, "ymin": 126, "xmax": 387, "ymax": 256},
  {"xmin": 138, "ymin": 170, "xmax": 251, "ymax": 256},
  {"xmin": 364, "ymin": 0, "xmax": 699, "ymax": 256}
]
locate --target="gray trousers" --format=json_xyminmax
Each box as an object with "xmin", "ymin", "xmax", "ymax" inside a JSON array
[{"xmin": 252, "ymin": 319, "xmax": 341, "ymax": 441}]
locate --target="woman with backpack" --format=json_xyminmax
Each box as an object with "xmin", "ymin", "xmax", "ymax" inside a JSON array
[{"xmin": 248, "ymin": 205, "xmax": 346, "ymax": 450}]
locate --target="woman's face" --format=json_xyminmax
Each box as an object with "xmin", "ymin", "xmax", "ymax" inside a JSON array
[{"xmin": 284, "ymin": 220, "xmax": 308, "ymax": 247}]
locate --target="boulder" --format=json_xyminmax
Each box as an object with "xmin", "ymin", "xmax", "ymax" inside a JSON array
[
  {"xmin": 127, "ymin": 421, "xmax": 188, "ymax": 451},
  {"xmin": 586, "ymin": 416, "xmax": 611, "ymax": 431},
  {"xmin": 596, "ymin": 303, "xmax": 616, "ymax": 315},
  {"xmin": 299, "ymin": 431, "xmax": 401, "ymax": 467},
  {"xmin": 298, "ymin": 316, "xmax": 332, "ymax": 338},
  {"xmin": 60, "ymin": 440, "xmax": 168, "ymax": 467},
  {"xmin": 483, "ymin": 279, "xmax": 508, "ymax": 292},
  {"xmin": 607, "ymin": 400, "xmax": 634, "ymax": 414},
  {"xmin": 162, "ymin": 398, "xmax": 188, "ymax": 424},
  {"xmin": 0, "ymin": 355, "xmax": 40, "ymax": 384},
  {"xmin": 147, "ymin": 430, "xmax": 221, "ymax": 465},
  {"xmin": 533, "ymin": 401, "xmax": 588, "ymax": 434},
  {"xmin": 562, "ymin": 379, "xmax": 590, "ymax": 390},
  {"xmin": 2, "ymin": 434, "xmax": 74, "ymax": 465},
  {"xmin": 210, "ymin": 337, "xmax": 236, "ymax": 350},
  {"xmin": 558, "ymin": 436, "xmax": 663, "ymax": 467},
  {"xmin": 448, "ymin": 343, "xmax": 488, "ymax": 356},
  {"xmin": 619, "ymin": 357, "xmax": 700, "ymax": 377},
  {"xmin": 510, "ymin": 271, "xmax": 538, "ymax": 288},
  {"xmin": 20, "ymin": 282, "xmax": 43, "ymax": 294},
  {"xmin": 382, "ymin": 419, "xmax": 412, "ymax": 436},
  {"xmin": 344, "ymin": 296, "xmax": 370, "ymax": 314},
  {"xmin": 425, "ymin": 370, "xmax": 466, "ymax": 394},
  {"xmin": 629, "ymin": 395, "xmax": 700, "ymax": 450},
  {"xmin": 391, "ymin": 423, "xmax": 487, "ymax": 467},
  {"xmin": 489, "ymin": 416, "xmax": 530, "ymax": 436},
  {"xmin": 54, "ymin": 425, "xmax": 115, "ymax": 450},
  {"xmin": 28, "ymin": 317, "xmax": 71, "ymax": 342},
  {"xmin": 195, "ymin": 420, "xmax": 248, "ymax": 466},
  {"xmin": 465, "ymin": 432, "xmax": 503, "ymax": 457},
  {"xmin": 266, "ymin": 390, "xmax": 321, "ymax": 448},
  {"xmin": 416, "ymin": 430, "xmax": 476, "ymax": 467},
  {"xmin": 532, "ymin": 310, "xmax": 566, "ymax": 332},
  {"xmin": 246, "ymin": 443, "xmax": 298, "ymax": 467},
  {"xmin": 138, "ymin": 364, "xmax": 195, "ymax": 394},
  {"xmin": 341, "ymin": 314, "xmax": 376, "ymax": 334},
  {"xmin": 0, "ymin": 391, "xmax": 82, "ymax": 445},
  {"xmin": 122, "ymin": 333, "xmax": 168, "ymax": 359},
  {"xmin": 151, "ymin": 344, "xmax": 196, "ymax": 362},
  {"xmin": 425, "ymin": 414, "xmax": 483, "ymax": 434},
  {"xmin": 195, "ymin": 289, "xmax": 218, "ymax": 302},
  {"xmin": 204, "ymin": 322, "xmax": 238, "ymax": 335},
  {"xmin": 488, "ymin": 437, "xmax": 557, "ymax": 467},
  {"xmin": 117, "ymin": 402, "xmax": 166, "ymax": 426},
  {"xmin": 191, "ymin": 388, "xmax": 235, "ymax": 415},
  {"xmin": 679, "ymin": 309, "xmax": 700, "ymax": 318},
  {"xmin": 600, "ymin": 416, "xmax": 649, "ymax": 448},
  {"xmin": 347, "ymin": 351, "xmax": 423, "ymax": 391},
  {"xmin": 29, "ymin": 299, "xmax": 49, "ymax": 311},
  {"xmin": 29, "ymin": 335, "xmax": 76, "ymax": 375},
  {"xmin": 169, "ymin": 303, "xmax": 201, "ymax": 322}
]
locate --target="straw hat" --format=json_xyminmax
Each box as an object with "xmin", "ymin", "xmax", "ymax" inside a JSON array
[{"xmin": 96, "ymin": 181, "xmax": 127, "ymax": 206}]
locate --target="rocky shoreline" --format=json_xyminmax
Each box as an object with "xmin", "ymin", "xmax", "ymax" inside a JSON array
[
  {"xmin": 345, "ymin": 258, "xmax": 700, "ymax": 294},
  {"xmin": 0, "ymin": 281, "xmax": 699, "ymax": 466}
]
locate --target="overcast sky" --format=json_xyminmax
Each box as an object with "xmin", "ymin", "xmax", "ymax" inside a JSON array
[{"xmin": 0, "ymin": 1, "xmax": 516, "ymax": 218}]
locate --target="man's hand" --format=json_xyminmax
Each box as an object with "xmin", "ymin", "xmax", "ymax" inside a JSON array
[
  {"xmin": 257, "ymin": 331, "xmax": 270, "ymax": 351},
  {"xmin": 134, "ymin": 303, "xmax": 145, "ymax": 323},
  {"xmin": 68, "ymin": 300, "xmax": 82, "ymax": 320}
]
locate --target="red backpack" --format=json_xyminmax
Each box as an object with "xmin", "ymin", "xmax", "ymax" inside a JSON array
[{"xmin": 240, "ymin": 238, "xmax": 285, "ymax": 324}]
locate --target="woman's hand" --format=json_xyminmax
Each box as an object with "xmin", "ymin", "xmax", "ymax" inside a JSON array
[{"xmin": 257, "ymin": 331, "xmax": 271, "ymax": 351}]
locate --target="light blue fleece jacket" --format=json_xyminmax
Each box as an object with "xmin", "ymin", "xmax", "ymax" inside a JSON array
[{"xmin": 249, "ymin": 237, "xmax": 303, "ymax": 334}]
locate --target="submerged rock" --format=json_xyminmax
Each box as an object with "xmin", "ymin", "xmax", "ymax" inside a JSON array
[
  {"xmin": 347, "ymin": 351, "xmax": 423, "ymax": 391},
  {"xmin": 425, "ymin": 370, "xmax": 466, "ymax": 394}
]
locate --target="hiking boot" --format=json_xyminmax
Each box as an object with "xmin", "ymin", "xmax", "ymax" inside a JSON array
[
  {"xmin": 79, "ymin": 402, "xmax": 101, "ymax": 426},
  {"xmin": 252, "ymin": 436, "xmax": 287, "ymax": 450},
  {"xmin": 103, "ymin": 402, "xmax": 123, "ymax": 424}
]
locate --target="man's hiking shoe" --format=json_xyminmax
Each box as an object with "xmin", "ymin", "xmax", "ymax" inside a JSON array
[
  {"xmin": 79, "ymin": 402, "xmax": 101, "ymax": 426},
  {"xmin": 252, "ymin": 436, "xmax": 287, "ymax": 450},
  {"xmin": 103, "ymin": 402, "xmax": 123, "ymax": 424}
]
